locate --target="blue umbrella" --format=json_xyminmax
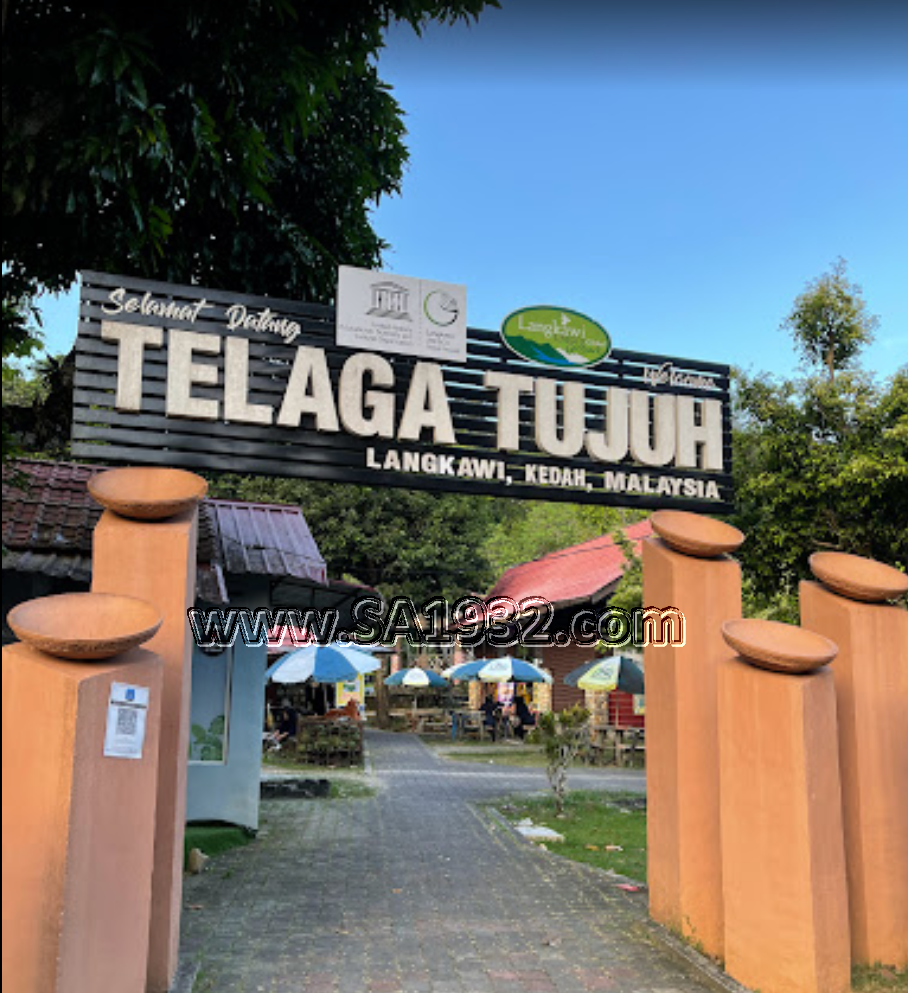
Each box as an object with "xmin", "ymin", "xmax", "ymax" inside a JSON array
[
  {"xmin": 385, "ymin": 666, "xmax": 448, "ymax": 688},
  {"xmin": 268, "ymin": 642, "xmax": 381, "ymax": 684},
  {"xmin": 385, "ymin": 665, "xmax": 449, "ymax": 719},
  {"xmin": 444, "ymin": 656, "xmax": 552, "ymax": 684}
]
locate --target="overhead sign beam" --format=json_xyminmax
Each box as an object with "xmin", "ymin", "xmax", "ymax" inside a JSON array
[{"xmin": 72, "ymin": 271, "xmax": 733, "ymax": 512}]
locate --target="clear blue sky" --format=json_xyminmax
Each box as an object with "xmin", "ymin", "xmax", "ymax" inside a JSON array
[{"xmin": 38, "ymin": 0, "xmax": 907, "ymax": 381}]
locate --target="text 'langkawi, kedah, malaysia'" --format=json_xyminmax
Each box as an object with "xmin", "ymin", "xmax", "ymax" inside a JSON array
[{"xmin": 72, "ymin": 270, "xmax": 733, "ymax": 511}]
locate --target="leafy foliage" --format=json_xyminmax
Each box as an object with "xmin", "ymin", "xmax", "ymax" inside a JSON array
[
  {"xmin": 205, "ymin": 474, "xmax": 507, "ymax": 602},
  {"xmin": 483, "ymin": 500, "xmax": 647, "ymax": 609},
  {"xmin": 2, "ymin": 352, "xmax": 75, "ymax": 458},
  {"xmin": 1, "ymin": 270, "xmax": 46, "ymax": 458},
  {"xmin": 3, "ymin": 1, "xmax": 492, "ymax": 300},
  {"xmin": 190, "ymin": 715, "xmax": 226, "ymax": 762},
  {"xmin": 484, "ymin": 502, "xmax": 616, "ymax": 575},
  {"xmin": 529, "ymin": 704, "xmax": 591, "ymax": 815},
  {"xmin": 781, "ymin": 257, "xmax": 878, "ymax": 380},
  {"xmin": 730, "ymin": 365, "xmax": 908, "ymax": 611},
  {"xmin": 1, "ymin": 0, "xmax": 496, "ymax": 441},
  {"xmin": 729, "ymin": 259, "xmax": 905, "ymax": 616}
]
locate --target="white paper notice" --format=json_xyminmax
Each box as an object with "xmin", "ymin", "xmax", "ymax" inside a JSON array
[
  {"xmin": 103, "ymin": 682, "xmax": 150, "ymax": 760},
  {"xmin": 336, "ymin": 265, "xmax": 467, "ymax": 362}
]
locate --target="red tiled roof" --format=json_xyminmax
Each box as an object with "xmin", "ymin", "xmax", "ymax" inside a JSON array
[
  {"xmin": 487, "ymin": 519, "xmax": 652, "ymax": 610},
  {"xmin": 2, "ymin": 459, "xmax": 99, "ymax": 556}
]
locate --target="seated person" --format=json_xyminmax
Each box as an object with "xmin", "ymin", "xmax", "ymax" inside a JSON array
[
  {"xmin": 274, "ymin": 705, "xmax": 298, "ymax": 743},
  {"xmin": 512, "ymin": 692, "xmax": 537, "ymax": 740},
  {"xmin": 479, "ymin": 692, "xmax": 502, "ymax": 741}
]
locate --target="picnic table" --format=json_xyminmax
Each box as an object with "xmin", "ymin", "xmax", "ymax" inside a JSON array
[{"xmin": 588, "ymin": 722, "xmax": 646, "ymax": 764}]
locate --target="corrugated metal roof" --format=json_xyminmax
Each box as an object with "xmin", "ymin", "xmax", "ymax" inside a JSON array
[
  {"xmin": 210, "ymin": 501, "xmax": 326, "ymax": 583},
  {"xmin": 487, "ymin": 519, "xmax": 652, "ymax": 610},
  {"xmin": 3, "ymin": 459, "xmax": 326, "ymax": 594},
  {"xmin": 1, "ymin": 459, "xmax": 220, "ymax": 563}
]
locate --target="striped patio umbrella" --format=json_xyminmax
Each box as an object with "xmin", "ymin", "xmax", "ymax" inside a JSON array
[
  {"xmin": 563, "ymin": 656, "xmax": 644, "ymax": 695},
  {"xmin": 385, "ymin": 666, "xmax": 449, "ymax": 717},
  {"xmin": 444, "ymin": 656, "xmax": 552, "ymax": 684},
  {"xmin": 268, "ymin": 642, "xmax": 381, "ymax": 684},
  {"xmin": 384, "ymin": 666, "xmax": 448, "ymax": 688}
]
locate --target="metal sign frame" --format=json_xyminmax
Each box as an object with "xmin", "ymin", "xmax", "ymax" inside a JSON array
[{"xmin": 72, "ymin": 271, "xmax": 733, "ymax": 512}]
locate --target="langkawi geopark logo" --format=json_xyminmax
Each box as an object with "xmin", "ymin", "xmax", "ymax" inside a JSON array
[{"xmin": 500, "ymin": 306, "xmax": 611, "ymax": 368}]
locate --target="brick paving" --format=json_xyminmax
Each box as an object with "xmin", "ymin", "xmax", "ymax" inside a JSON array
[{"xmin": 180, "ymin": 731, "xmax": 717, "ymax": 993}]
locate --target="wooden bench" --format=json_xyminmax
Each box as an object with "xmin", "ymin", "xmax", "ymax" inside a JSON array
[
  {"xmin": 418, "ymin": 715, "xmax": 451, "ymax": 736},
  {"xmin": 586, "ymin": 724, "xmax": 645, "ymax": 764}
]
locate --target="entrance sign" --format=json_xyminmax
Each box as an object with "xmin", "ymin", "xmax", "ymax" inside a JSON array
[
  {"xmin": 72, "ymin": 271, "xmax": 733, "ymax": 512},
  {"xmin": 336, "ymin": 265, "xmax": 467, "ymax": 363}
]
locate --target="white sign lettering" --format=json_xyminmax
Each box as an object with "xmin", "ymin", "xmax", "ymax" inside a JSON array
[
  {"xmin": 76, "ymin": 271, "xmax": 733, "ymax": 511},
  {"xmin": 103, "ymin": 322, "xmax": 725, "ymax": 472},
  {"xmin": 642, "ymin": 361, "xmax": 720, "ymax": 391}
]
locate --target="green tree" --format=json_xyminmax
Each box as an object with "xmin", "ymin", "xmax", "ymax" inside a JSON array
[
  {"xmin": 731, "ymin": 262, "xmax": 905, "ymax": 616},
  {"xmin": 1, "ymin": 270, "xmax": 46, "ymax": 458},
  {"xmin": 781, "ymin": 258, "xmax": 879, "ymax": 381},
  {"xmin": 483, "ymin": 501, "xmax": 646, "ymax": 574},
  {"xmin": 529, "ymin": 705, "xmax": 591, "ymax": 816},
  {"xmin": 483, "ymin": 501, "xmax": 646, "ymax": 610},
  {"xmin": 731, "ymin": 365, "xmax": 908, "ymax": 615},
  {"xmin": 2, "ymin": 1, "xmax": 491, "ymax": 299},
  {"xmin": 2, "ymin": 352, "xmax": 75, "ymax": 458},
  {"xmin": 206, "ymin": 474, "xmax": 508, "ymax": 603},
  {"xmin": 1, "ymin": 0, "xmax": 495, "ymax": 403}
]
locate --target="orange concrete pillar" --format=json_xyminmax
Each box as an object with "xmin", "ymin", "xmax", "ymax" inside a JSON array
[
  {"xmin": 642, "ymin": 511, "xmax": 743, "ymax": 959},
  {"xmin": 717, "ymin": 631, "xmax": 850, "ymax": 993},
  {"xmin": 88, "ymin": 468, "xmax": 205, "ymax": 993},
  {"xmin": 2, "ymin": 597, "xmax": 163, "ymax": 993},
  {"xmin": 800, "ymin": 554, "xmax": 908, "ymax": 968}
]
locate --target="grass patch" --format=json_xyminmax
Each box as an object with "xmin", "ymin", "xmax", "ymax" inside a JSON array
[
  {"xmin": 438, "ymin": 746, "xmax": 590, "ymax": 769},
  {"xmin": 262, "ymin": 753, "xmax": 376, "ymax": 800},
  {"xmin": 496, "ymin": 790, "xmax": 647, "ymax": 882},
  {"xmin": 262, "ymin": 751, "xmax": 363, "ymax": 771},
  {"xmin": 429, "ymin": 741, "xmax": 643, "ymax": 770},
  {"xmin": 852, "ymin": 965, "xmax": 908, "ymax": 992},
  {"xmin": 419, "ymin": 735, "xmax": 493, "ymax": 747},
  {"xmin": 443, "ymin": 746, "xmax": 547, "ymax": 767},
  {"xmin": 191, "ymin": 968, "xmax": 215, "ymax": 993},
  {"xmin": 329, "ymin": 779, "xmax": 377, "ymax": 800},
  {"xmin": 261, "ymin": 750, "xmax": 305, "ymax": 770},
  {"xmin": 184, "ymin": 823, "xmax": 253, "ymax": 867}
]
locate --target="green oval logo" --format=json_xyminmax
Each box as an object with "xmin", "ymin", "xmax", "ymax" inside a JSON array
[{"xmin": 500, "ymin": 306, "xmax": 611, "ymax": 368}]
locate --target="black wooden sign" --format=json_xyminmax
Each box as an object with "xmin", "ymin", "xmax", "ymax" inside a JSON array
[{"xmin": 72, "ymin": 271, "xmax": 733, "ymax": 512}]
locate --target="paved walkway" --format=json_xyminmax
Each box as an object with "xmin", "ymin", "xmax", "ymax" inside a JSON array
[{"xmin": 180, "ymin": 731, "xmax": 718, "ymax": 993}]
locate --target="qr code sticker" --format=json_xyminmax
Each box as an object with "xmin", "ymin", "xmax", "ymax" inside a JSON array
[{"xmin": 115, "ymin": 707, "xmax": 138, "ymax": 737}]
